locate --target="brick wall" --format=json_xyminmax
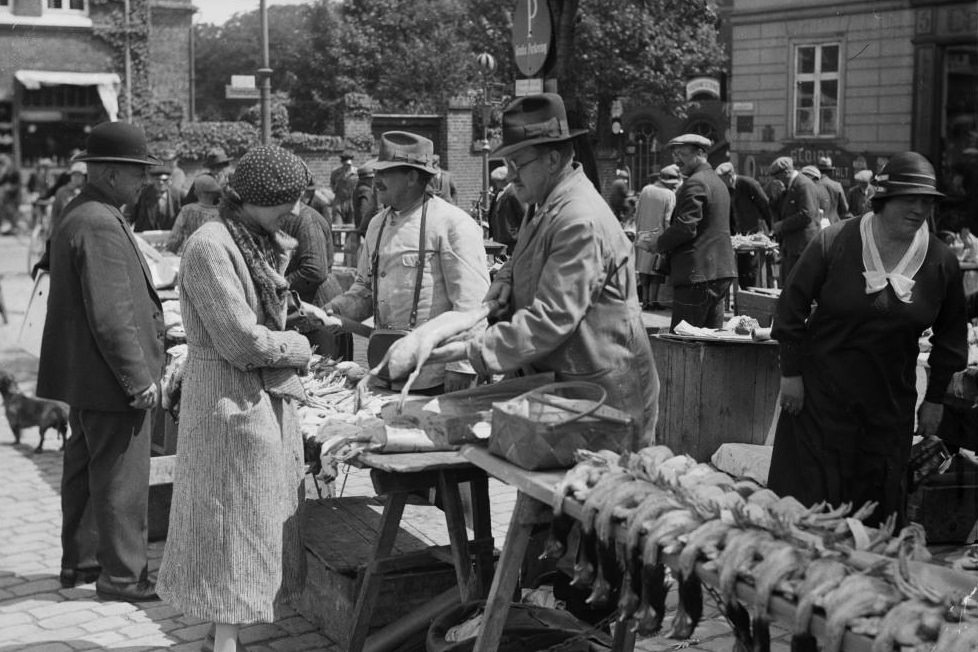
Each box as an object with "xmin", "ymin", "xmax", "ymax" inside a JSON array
[
  {"xmin": 0, "ymin": 30, "xmax": 114, "ymax": 96},
  {"xmin": 148, "ymin": 2, "xmax": 193, "ymax": 119},
  {"xmin": 444, "ymin": 96, "xmax": 481, "ymax": 213}
]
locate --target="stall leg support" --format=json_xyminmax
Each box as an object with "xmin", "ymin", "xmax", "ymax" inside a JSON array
[
  {"xmin": 472, "ymin": 492, "xmax": 548, "ymax": 652},
  {"xmin": 348, "ymin": 492, "xmax": 408, "ymax": 652}
]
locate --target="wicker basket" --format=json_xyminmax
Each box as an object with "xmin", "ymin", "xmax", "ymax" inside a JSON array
[{"xmin": 488, "ymin": 382, "xmax": 637, "ymax": 471}]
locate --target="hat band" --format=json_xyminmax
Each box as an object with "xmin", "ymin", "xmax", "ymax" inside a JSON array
[
  {"xmin": 383, "ymin": 152, "xmax": 431, "ymax": 166},
  {"xmin": 518, "ymin": 116, "xmax": 570, "ymax": 139},
  {"xmin": 877, "ymin": 171, "xmax": 936, "ymax": 186}
]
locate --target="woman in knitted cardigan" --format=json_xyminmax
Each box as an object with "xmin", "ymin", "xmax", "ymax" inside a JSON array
[{"xmin": 157, "ymin": 146, "xmax": 315, "ymax": 652}]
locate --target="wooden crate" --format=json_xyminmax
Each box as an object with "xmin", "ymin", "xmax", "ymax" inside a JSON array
[
  {"xmin": 650, "ymin": 335, "xmax": 780, "ymax": 462},
  {"xmin": 735, "ymin": 288, "xmax": 780, "ymax": 327},
  {"xmin": 297, "ymin": 497, "xmax": 460, "ymax": 648}
]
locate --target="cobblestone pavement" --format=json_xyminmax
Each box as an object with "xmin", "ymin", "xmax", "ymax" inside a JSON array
[{"xmin": 0, "ymin": 234, "xmax": 784, "ymax": 651}]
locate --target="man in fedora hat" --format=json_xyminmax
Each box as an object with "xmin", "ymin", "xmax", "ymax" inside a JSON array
[
  {"xmin": 325, "ymin": 131, "xmax": 489, "ymax": 393},
  {"xmin": 769, "ymin": 156, "xmax": 820, "ymax": 283},
  {"xmin": 653, "ymin": 134, "xmax": 736, "ymax": 330},
  {"xmin": 715, "ymin": 161, "xmax": 774, "ymax": 289},
  {"xmin": 330, "ymin": 149, "xmax": 358, "ymax": 225},
  {"xmin": 634, "ymin": 164, "xmax": 680, "ymax": 309},
  {"xmin": 816, "ymin": 155, "xmax": 848, "ymax": 225},
  {"xmin": 37, "ymin": 121, "xmax": 164, "ymax": 602},
  {"xmin": 431, "ymin": 93, "xmax": 659, "ymax": 444}
]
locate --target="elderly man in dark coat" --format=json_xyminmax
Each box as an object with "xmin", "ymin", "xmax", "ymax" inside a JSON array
[
  {"xmin": 769, "ymin": 156, "xmax": 821, "ymax": 283},
  {"xmin": 655, "ymin": 134, "xmax": 737, "ymax": 330},
  {"xmin": 716, "ymin": 162, "xmax": 774, "ymax": 289},
  {"xmin": 37, "ymin": 122, "xmax": 165, "ymax": 602}
]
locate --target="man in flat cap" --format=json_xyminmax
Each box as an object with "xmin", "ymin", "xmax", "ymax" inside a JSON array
[
  {"xmin": 181, "ymin": 147, "xmax": 232, "ymax": 207},
  {"xmin": 325, "ymin": 131, "xmax": 489, "ymax": 393},
  {"xmin": 715, "ymin": 161, "xmax": 774, "ymax": 288},
  {"xmin": 129, "ymin": 165, "xmax": 181, "ymax": 232},
  {"xmin": 654, "ymin": 133, "xmax": 736, "ymax": 330},
  {"xmin": 769, "ymin": 156, "xmax": 820, "ymax": 283},
  {"xmin": 38, "ymin": 121, "xmax": 165, "ymax": 602},
  {"xmin": 847, "ymin": 169, "xmax": 875, "ymax": 219},
  {"xmin": 816, "ymin": 156, "xmax": 849, "ymax": 225}
]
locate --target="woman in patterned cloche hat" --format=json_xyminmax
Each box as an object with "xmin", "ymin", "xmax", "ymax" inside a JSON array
[{"xmin": 158, "ymin": 145, "xmax": 320, "ymax": 652}]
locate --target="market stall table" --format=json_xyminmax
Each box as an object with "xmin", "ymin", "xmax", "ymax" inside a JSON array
[
  {"xmin": 460, "ymin": 445, "xmax": 978, "ymax": 652},
  {"xmin": 326, "ymin": 450, "xmax": 495, "ymax": 652}
]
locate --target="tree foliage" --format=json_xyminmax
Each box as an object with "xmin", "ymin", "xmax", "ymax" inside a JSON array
[{"xmin": 192, "ymin": 0, "xmax": 725, "ymax": 135}]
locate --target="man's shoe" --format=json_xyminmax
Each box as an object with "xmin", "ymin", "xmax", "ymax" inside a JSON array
[
  {"xmin": 59, "ymin": 567, "xmax": 101, "ymax": 588},
  {"xmin": 95, "ymin": 579, "xmax": 159, "ymax": 602}
]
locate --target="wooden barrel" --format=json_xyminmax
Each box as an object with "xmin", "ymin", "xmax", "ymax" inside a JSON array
[{"xmin": 650, "ymin": 335, "xmax": 780, "ymax": 462}]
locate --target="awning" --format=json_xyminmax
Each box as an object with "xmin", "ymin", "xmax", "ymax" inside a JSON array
[{"xmin": 14, "ymin": 70, "xmax": 121, "ymax": 122}]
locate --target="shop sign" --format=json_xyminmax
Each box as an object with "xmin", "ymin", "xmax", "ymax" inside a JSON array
[
  {"xmin": 686, "ymin": 77, "xmax": 720, "ymax": 100},
  {"xmin": 225, "ymin": 75, "xmax": 259, "ymax": 100},
  {"xmin": 732, "ymin": 102, "xmax": 754, "ymax": 114},
  {"xmin": 759, "ymin": 143, "xmax": 890, "ymax": 187},
  {"xmin": 918, "ymin": 4, "xmax": 978, "ymax": 38},
  {"xmin": 512, "ymin": 0, "xmax": 552, "ymax": 77},
  {"xmin": 514, "ymin": 78, "xmax": 543, "ymax": 96}
]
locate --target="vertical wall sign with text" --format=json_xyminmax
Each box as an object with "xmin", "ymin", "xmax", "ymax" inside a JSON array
[{"xmin": 512, "ymin": 0, "xmax": 553, "ymax": 78}]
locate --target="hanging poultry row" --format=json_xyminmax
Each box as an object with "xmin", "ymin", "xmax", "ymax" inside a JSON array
[{"xmin": 542, "ymin": 445, "xmax": 978, "ymax": 652}]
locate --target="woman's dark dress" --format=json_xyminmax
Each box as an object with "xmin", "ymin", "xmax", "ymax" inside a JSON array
[{"xmin": 768, "ymin": 218, "xmax": 967, "ymax": 526}]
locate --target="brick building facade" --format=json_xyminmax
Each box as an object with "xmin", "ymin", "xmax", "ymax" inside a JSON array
[{"xmin": 0, "ymin": 0, "xmax": 193, "ymax": 168}]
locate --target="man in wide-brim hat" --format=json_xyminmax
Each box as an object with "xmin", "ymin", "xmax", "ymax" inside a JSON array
[
  {"xmin": 324, "ymin": 130, "xmax": 489, "ymax": 393},
  {"xmin": 429, "ymin": 92, "xmax": 660, "ymax": 445},
  {"xmin": 652, "ymin": 133, "xmax": 737, "ymax": 331},
  {"xmin": 36, "ymin": 120, "xmax": 165, "ymax": 603}
]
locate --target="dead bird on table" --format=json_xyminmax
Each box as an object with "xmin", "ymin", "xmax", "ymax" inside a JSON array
[{"xmin": 0, "ymin": 370, "xmax": 69, "ymax": 452}]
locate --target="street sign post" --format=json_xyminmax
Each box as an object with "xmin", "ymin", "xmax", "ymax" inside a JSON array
[{"xmin": 512, "ymin": 0, "xmax": 552, "ymax": 78}]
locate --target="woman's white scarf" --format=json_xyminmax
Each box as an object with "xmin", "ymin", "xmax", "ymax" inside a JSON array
[{"xmin": 860, "ymin": 212, "xmax": 928, "ymax": 303}]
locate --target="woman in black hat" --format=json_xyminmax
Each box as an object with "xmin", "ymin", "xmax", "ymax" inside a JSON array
[{"xmin": 768, "ymin": 151, "xmax": 967, "ymax": 527}]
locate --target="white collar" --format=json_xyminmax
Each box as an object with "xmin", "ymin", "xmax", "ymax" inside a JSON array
[{"xmin": 860, "ymin": 213, "xmax": 928, "ymax": 304}]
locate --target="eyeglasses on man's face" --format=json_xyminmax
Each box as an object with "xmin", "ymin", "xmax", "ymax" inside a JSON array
[{"xmin": 505, "ymin": 154, "xmax": 543, "ymax": 177}]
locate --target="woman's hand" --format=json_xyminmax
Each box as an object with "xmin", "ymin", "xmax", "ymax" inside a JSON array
[
  {"xmin": 779, "ymin": 375, "xmax": 804, "ymax": 416},
  {"xmin": 299, "ymin": 301, "xmax": 342, "ymax": 329},
  {"xmin": 915, "ymin": 401, "xmax": 944, "ymax": 438}
]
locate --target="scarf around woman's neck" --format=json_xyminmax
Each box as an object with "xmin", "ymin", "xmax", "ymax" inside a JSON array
[
  {"xmin": 220, "ymin": 207, "xmax": 305, "ymax": 402},
  {"xmin": 860, "ymin": 212, "xmax": 929, "ymax": 304},
  {"xmin": 220, "ymin": 209, "xmax": 295, "ymax": 329}
]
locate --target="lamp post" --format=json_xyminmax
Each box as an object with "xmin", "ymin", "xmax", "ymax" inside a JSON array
[
  {"xmin": 257, "ymin": 0, "xmax": 272, "ymax": 144},
  {"xmin": 476, "ymin": 52, "xmax": 496, "ymax": 227}
]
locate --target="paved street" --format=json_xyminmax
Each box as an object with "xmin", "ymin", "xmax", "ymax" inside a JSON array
[{"xmin": 0, "ymin": 233, "xmax": 780, "ymax": 651}]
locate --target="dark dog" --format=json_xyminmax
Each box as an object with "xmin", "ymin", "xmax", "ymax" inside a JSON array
[{"xmin": 0, "ymin": 370, "xmax": 69, "ymax": 452}]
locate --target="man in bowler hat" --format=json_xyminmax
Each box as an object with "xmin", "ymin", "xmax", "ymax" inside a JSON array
[{"xmin": 37, "ymin": 121, "xmax": 165, "ymax": 602}]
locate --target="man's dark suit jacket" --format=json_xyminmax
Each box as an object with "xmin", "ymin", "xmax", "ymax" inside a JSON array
[
  {"xmin": 772, "ymin": 172, "xmax": 820, "ymax": 258},
  {"xmin": 657, "ymin": 161, "xmax": 736, "ymax": 286},
  {"xmin": 37, "ymin": 185, "xmax": 165, "ymax": 411},
  {"xmin": 130, "ymin": 185, "xmax": 181, "ymax": 232},
  {"xmin": 730, "ymin": 175, "xmax": 773, "ymax": 234}
]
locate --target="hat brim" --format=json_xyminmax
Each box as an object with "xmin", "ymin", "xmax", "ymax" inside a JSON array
[
  {"xmin": 490, "ymin": 129, "xmax": 587, "ymax": 161},
  {"xmin": 73, "ymin": 153, "xmax": 162, "ymax": 166},
  {"xmin": 372, "ymin": 160, "xmax": 437, "ymax": 174}
]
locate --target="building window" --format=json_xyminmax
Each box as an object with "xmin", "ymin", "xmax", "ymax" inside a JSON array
[
  {"xmin": 793, "ymin": 43, "xmax": 840, "ymax": 137},
  {"xmin": 0, "ymin": 0, "xmax": 9, "ymax": 10},
  {"xmin": 47, "ymin": 0, "xmax": 86, "ymax": 12},
  {"xmin": 627, "ymin": 120, "xmax": 660, "ymax": 187}
]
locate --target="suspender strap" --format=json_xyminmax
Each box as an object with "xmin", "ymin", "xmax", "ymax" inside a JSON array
[{"xmin": 372, "ymin": 198, "xmax": 429, "ymax": 328}]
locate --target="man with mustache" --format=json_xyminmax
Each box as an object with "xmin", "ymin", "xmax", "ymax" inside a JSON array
[{"xmin": 325, "ymin": 131, "xmax": 489, "ymax": 393}]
